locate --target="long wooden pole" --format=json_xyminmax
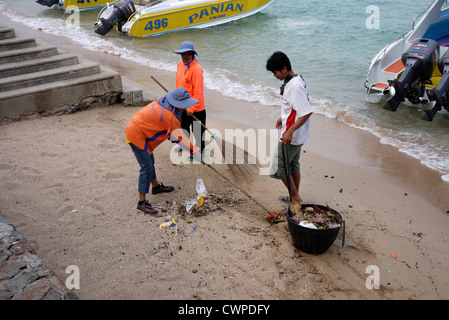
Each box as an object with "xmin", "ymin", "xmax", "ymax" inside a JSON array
[{"xmin": 150, "ymin": 76, "xmax": 217, "ymax": 139}]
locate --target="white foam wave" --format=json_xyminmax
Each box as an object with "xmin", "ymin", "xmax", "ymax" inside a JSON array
[{"xmin": 204, "ymin": 69, "xmax": 279, "ymax": 106}]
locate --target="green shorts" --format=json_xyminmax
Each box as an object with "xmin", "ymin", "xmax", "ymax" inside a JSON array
[{"xmin": 269, "ymin": 142, "xmax": 303, "ymax": 180}]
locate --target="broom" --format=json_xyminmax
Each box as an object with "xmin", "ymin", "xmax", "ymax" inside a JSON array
[
  {"xmin": 150, "ymin": 76, "xmax": 259, "ymax": 178},
  {"xmin": 150, "ymin": 76, "xmax": 280, "ymax": 221}
]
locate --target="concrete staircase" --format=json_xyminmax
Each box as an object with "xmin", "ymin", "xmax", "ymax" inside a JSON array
[{"xmin": 0, "ymin": 26, "xmax": 126, "ymax": 122}]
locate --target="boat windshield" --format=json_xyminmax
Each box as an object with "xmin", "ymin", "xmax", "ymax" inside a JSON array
[{"xmin": 413, "ymin": 0, "xmax": 449, "ymax": 29}]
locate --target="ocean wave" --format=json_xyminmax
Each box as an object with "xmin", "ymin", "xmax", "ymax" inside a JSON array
[{"xmin": 204, "ymin": 69, "xmax": 279, "ymax": 106}]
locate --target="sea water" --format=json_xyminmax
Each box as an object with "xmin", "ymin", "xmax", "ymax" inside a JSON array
[{"xmin": 1, "ymin": 0, "xmax": 448, "ymax": 181}]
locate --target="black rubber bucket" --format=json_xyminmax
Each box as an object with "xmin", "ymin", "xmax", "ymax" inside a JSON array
[{"xmin": 287, "ymin": 204, "xmax": 345, "ymax": 254}]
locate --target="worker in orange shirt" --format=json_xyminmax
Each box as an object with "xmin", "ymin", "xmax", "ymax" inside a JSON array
[
  {"xmin": 125, "ymin": 87, "xmax": 199, "ymax": 217},
  {"xmin": 173, "ymin": 41, "xmax": 206, "ymax": 160}
]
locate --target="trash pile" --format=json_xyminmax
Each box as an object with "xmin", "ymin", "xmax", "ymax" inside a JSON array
[
  {"xmin": 185, "ymin": 178, "xmax": 209, "ymax": 214},
  {"xmin": 182, "ymin": 178, "xmax": 244, "ymax": 216},
  {"xmin": 289, "ymin": 202, "xmax": 341, "ymax": 230},
  {"xmin": 156, "ymin": 179, "xmax": 245, "ymax": 218}
]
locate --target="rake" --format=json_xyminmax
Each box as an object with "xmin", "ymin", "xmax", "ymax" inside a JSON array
[{"xmin": 150, "ymin": 76, "xmax": 279, "ymax": 221}]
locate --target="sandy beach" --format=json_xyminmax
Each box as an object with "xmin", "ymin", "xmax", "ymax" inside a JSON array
[{"xmin": 1, "ymin": 15, "xmax": 449, "ymax": 300}]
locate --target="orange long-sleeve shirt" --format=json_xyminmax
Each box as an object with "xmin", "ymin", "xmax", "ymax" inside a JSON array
[
  {"xmin": 175, "ymin": 59, "xmax": 205, "ymax": 113},
  {"xmin": 125, "ymin": 100, "xmax": 198, "ymax": 155}
]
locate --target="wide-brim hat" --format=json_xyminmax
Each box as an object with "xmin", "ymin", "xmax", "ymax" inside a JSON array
[
  {"xmin": 166, "ymin": 87, "xmax": 198, "ymax": 109},
  {"xmin": 173, "ymin": 41, "xmax": 198, "ymax": 56}
]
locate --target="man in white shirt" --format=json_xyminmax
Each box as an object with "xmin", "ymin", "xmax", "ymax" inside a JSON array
[{"xmin": 266, "ymin": 51, "xmax": 313, "ymax": 204}]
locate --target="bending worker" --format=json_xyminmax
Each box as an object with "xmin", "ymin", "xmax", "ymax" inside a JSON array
[{"xmin": 125, "ymin": 88, "xmax": 200, "ymax": 217}]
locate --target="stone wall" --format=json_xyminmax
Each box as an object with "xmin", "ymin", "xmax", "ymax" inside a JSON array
[{"xmin": 0, "ymin": 211, "xmax": 77, "ymax": 300}]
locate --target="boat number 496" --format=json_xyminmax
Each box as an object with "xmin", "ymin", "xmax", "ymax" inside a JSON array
[{"xmin": 145, "ymin": 18, "xmax": 168, "ymax": 31}]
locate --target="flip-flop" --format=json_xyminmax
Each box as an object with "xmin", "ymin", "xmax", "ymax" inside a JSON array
[{"xmin": 279, "ymin": 195, "xmax": 290, "ymax": 203}]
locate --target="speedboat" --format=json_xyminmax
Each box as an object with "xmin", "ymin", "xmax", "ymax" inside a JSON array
[
  {"xmin": 364, "ymin": 0, "xmax": 449, "ymax": 121},
  {"xmin": 94, "ymin": 0, "xmax": 273, "ymax": 37},
  {"xmin": 36, "ymin": 0, "xmax": 111, "ymax": 10}
]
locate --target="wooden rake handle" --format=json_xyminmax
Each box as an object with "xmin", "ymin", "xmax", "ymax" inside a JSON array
[{"xmin": 151, "ymin": 76, "xmax": 216, "ymax": 139}]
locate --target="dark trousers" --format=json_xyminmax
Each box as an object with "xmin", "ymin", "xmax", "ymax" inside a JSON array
[{"xmin": 181, "ymin": 109, "xmax": 206, "ymax": 156}]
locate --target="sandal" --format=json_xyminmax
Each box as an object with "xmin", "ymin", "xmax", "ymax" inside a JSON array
[{"xmin": 279, "ymin": 195, "xmax": 290, "ymax": 203}]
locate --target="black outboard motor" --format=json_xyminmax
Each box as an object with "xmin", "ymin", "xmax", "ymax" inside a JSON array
[
  {"xmin": 383, "ymin": 38, "xmax": 440, "ymax": 111},
  {"xmin": 36, "ymin": 0, "xmax": 59, "ymax": 7},
  {"xmin": 95, "ymin": 0, "xmax": 136, "ymax": 36},
  {"xmin": 421, "ymin": 50, "xmax": 449, "ymax": 121}
]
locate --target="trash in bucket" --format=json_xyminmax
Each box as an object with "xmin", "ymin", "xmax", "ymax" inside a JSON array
[{"xmin": 287, "ymin": 203, "xmax": 345, "ymax": 254}]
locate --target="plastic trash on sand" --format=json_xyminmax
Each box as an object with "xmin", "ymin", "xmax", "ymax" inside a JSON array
[
  {"xmin": 185, "ymin": 199, "xmax": 197, "ymax": 213},
  {"xmin": 186, "ymin": 178, "xmax": 209, "ymax": 213},
  {"xmin": 160, "ymin": 219, "xmax": 176, "ymax": 229}
]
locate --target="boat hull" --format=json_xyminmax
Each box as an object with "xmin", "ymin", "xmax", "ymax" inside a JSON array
[
  {"xmin": 365, "ymin": 0, "xmax": 449, "ymax": 102},
  {"xmin": 64, "ymin": 0, "xmax": 112, "ymax": 10},
  {"xmin": 124, "ymin": 0, "xmax": 273, "ymax": 37}
]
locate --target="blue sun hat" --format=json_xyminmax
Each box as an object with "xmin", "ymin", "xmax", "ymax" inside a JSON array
[
  {"xmin": 166, "ymin": 87, "xmax": 198, "ymax": 109},
  {"xmin": 173, "ymin": 41, "xmax": 198, "ymax": 56}
]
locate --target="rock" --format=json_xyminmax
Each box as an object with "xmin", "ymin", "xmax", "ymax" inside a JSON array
[
  {"xmin": 12, "ymin": 278, "xmax": 52, "ymax": 300},
  {"xmin": 0, "ymin": 258, "xmax": 27, "ymax": 280},
  {"xmin": 2, "ymin": 269, "xmax": 39, "ymax": 295},
  {"xmin": 10, "ymin": 239, "xmax": 34, "ymax": 255}
]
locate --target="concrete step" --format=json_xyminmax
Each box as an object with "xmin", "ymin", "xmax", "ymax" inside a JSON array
[
  {"xmin": 0, "ymin": 46, "xmax": 59, "ymax": 64},
  {"xmin": 0, "ymin": 60, "xmax": 101, "ymax": 92},
  {"xmin": 0, "ymin": 26, "xmax": 142, "ymax": 122},
  {"xmin": 0, "ymin": 37, "xmax": 37, "ymax": 52},
  {"xmin": 0, "ymin": 70, "xmax": 123, "ymax": 120},
  {"xmin": 0, "ymin": 52, "xmax": 79, "ymax": 78},
  {"xmin": 0, "ymin": 27, "xmax": 15, "ymax": 40}
]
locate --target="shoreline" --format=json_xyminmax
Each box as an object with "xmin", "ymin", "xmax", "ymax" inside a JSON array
[{"xmin": 1, "ymin": 14, "xmax": 449, "ymax": 299}]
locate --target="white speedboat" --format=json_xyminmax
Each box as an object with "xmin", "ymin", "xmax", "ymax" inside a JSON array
[
  {"xmin": 94, "ymin": 0, "xmax": 273, "ymax": 37},
  {"xmin": 364, "ymin": 0, "xmax": 449, "ymax": 121}
]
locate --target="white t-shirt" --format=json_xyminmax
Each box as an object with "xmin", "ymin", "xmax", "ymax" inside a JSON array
[{"xmin": 280, "ymin": 76, "xmax": 313, "ymax": 145}]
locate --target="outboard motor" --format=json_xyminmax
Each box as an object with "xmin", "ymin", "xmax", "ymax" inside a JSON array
[
  {"xmin": 421, "ymin": 49, "xmax": 449, "ymax": 121},
  {"xmin": 383, "ymin": 38, "xmax": 440, "ymax": 111},
  {"xmin": 36, "ymin": 0, "xmax": 59, "ymax": 7},
  {"xmin": 95, "ymin": 0, "xmax": 136, "ymax": 36}
]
